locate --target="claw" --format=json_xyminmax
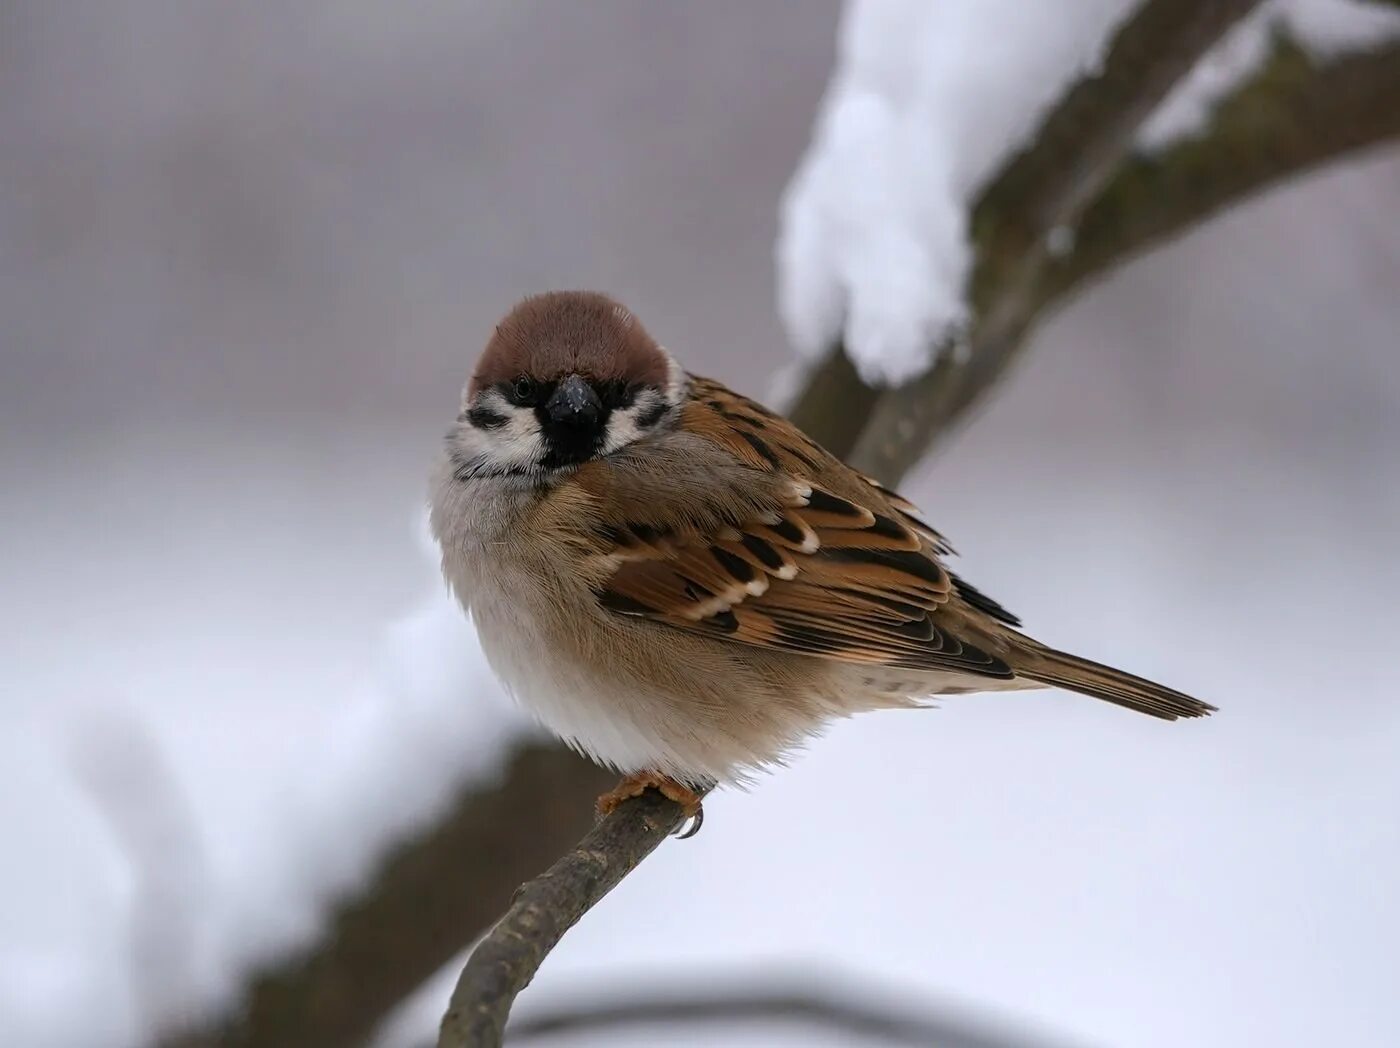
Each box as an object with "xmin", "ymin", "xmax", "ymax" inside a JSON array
[
  {"xmin": 596, "ymin": 771, "xmax": 705, "ymax": 838},
  {"xmin": 673, "ymin": 804, "xmax": 704, "ymax": 839}
]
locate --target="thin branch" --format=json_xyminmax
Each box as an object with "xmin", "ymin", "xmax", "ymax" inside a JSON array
[
  {"xmin": 497, "ymin": 971, "xmax": 1090, "ymax": 1048},
  {"xmin": 436, "ymin": 790, "xmax": 689, "ymax": 1048}
]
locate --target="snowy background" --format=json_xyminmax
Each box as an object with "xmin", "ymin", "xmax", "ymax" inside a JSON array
[{"xmin": 4, "ymin": 3, "xmax": 1399, "ymax": 1046}]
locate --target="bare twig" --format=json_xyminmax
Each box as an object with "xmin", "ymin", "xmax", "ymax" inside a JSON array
[
  {"xmin": 499, "ymin": 970, "xmax": 1090, "ymax": 1048},
  {"xmin": 436, "ymin": 790, "xmax": 690, "ymax": 1048}
]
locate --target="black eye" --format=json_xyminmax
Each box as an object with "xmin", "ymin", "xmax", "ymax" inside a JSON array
[
  {"xmin": 512, "ymin": 376, "xmax": 536, "ymax": 403},
  {"xmin": 605, "ymin": 383, "xmax": 635, "ymax": 408}
]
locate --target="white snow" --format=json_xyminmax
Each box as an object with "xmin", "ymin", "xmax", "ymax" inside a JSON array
[
  {"xmin": 0, "ymin": 515, "xmax": 526, "ymax": 1047},
  {"xmin": 777, "ymin": 0, "xmax": 1400, "ymax": 384},
  {"xmin": 777, "ymin": 0, "xmax": 1139, "ymax": 384}
]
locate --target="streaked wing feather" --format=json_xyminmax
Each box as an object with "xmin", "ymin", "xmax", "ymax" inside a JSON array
[{"xmin": 594, "ymin": 379, "xmax": 1014, "ymax": 680}]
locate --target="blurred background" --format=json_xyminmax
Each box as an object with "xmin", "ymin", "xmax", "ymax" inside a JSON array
[{"xmin": 4, "ymin": 3, "xmax": 1398, "ymax": 1047}]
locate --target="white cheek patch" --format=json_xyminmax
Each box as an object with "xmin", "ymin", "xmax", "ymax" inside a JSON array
[
  {"xmin": 600, "ymin": 346, "xmax": 685, "ymax": 455},
  {"xmin": 451, "ymin": 392, "xmax": 545, "ymax": 475},
  {"xmin": 490, "ymin": 411, "xmax": 546, "ymax": 469},
  {"xmin": 602, "ymin": 408, "xmax": 644, "ymax": 455},
  {"xmin": 601, "ymin": 387, "xmax": 676, "ymax": 454}
]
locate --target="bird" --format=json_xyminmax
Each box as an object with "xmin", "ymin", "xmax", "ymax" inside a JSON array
[{"xmin": 430, "ymin": 290, "xmax": 1213, "ymax": 827}]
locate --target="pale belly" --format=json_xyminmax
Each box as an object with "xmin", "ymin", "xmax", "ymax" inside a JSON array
[
  {"xmin": 435, "ymin": 481, "xmax": 1015, "ymax": 784},
  {"xmin": 456, "ymin": 552, "xmax": 879, "ymax": 784}
]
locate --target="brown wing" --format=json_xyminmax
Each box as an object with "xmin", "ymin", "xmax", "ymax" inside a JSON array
[{"xmin": 590, "ymin": 377, "xmax": 1014, "ymax": 680}]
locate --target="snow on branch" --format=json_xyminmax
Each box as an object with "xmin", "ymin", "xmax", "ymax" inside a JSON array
[
  {"xmin": 965, "ymin": 0, "xmax": 1266, "ymax": 312},
  {"xmin": 785, "ymin": 1, "xmax": 1399, "ymax": 482},
  {"xmin": 777, "ymin": 0, "xmax": 1265, "ymax": 385},
  {"xmin": 163, "ymin": 744, "xmax": 611, "ymax": 1048},
  {"xmin": 778, "ymin": 0, "xmax": 1397, "ymax": 389},
  {"xmin": 843, "ymin": 29, "xmax": 1400, "ymax": 483},
  {"xmin": 155, "ymin": 533, "xmax": 557, "ymax": 1048}
]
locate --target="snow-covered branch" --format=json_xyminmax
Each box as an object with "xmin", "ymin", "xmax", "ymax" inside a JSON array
[
  {"xmin": 777, "ymin": 0, "xmax": 1264, "ymax": 387},
  {"xmin": 786, "ymin": 5, "xmax": 1400, "ymax": 482},
  {"xmin": 967, "ymin": 0, "xmax": 1265, "ymax": 306},
  {"xmin": 783, "ymin": 0, "xmax": 1264, "ymax": 461},
  {"xmin": 161, "ymin": 744, "xmax": 610, "ymax": 1048},
  {"xmin": 844, "ymin": 30, "xmax": 1400, "ymax": 482}
]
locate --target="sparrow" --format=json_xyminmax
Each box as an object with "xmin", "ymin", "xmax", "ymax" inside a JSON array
[{"xmin": 430, "ymin": 291, "xmax": 1213, "ymax": 826}]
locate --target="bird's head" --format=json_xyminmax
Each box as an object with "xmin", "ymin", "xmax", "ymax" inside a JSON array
[{"xmin": 449, "ymin": 291, "xmax": 685, "ymax": 478}]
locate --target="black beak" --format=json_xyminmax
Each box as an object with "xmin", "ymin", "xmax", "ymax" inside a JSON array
[
  {"xmin": 538, "ymin": 373, "xmax": 607, "ymax": 467},
  {"xmin": 545, "ymin": 374, "xmax": 602, "ymax": 427}
]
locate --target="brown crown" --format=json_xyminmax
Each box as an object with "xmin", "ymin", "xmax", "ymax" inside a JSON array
[{"xmin": 470, "ymin": 291, "xmax": 669, "ymax": 396}]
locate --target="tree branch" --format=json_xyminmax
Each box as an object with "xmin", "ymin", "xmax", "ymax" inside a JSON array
[
  {"xmin": 969, "ymin": 0, "xmax": 1264, "ymax": 301},
  {"xmin": 845, "ymin": 34, "xmax": 1400, "ymax": 482},
  {"xmin": 436, "ymin": 790, "xmax": 690, "ymax": 1048},
  {"xmin": 1037, "ymin": 36, "xmax": 1400, "ymax": 307},
  {"xmin": 784, "ymin": 344, "xmax": 881, "ymax": 461},
  {"xmin": 830, "ymin": 0, "xmax": 1263, "ymax": 483},
  {"xmin": 784, "ymin": 1, "xmax": 1269, "ymax": 461}
]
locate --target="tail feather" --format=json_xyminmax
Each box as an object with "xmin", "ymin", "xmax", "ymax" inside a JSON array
[{"xmin": 1016, "ymin": 646, "xmax": 1215, "ymax": 721}]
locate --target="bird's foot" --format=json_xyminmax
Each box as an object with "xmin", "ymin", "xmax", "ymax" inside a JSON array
[{"xmin": 596, "ymin": 772, "xmax": 705, "ymax": 838}]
